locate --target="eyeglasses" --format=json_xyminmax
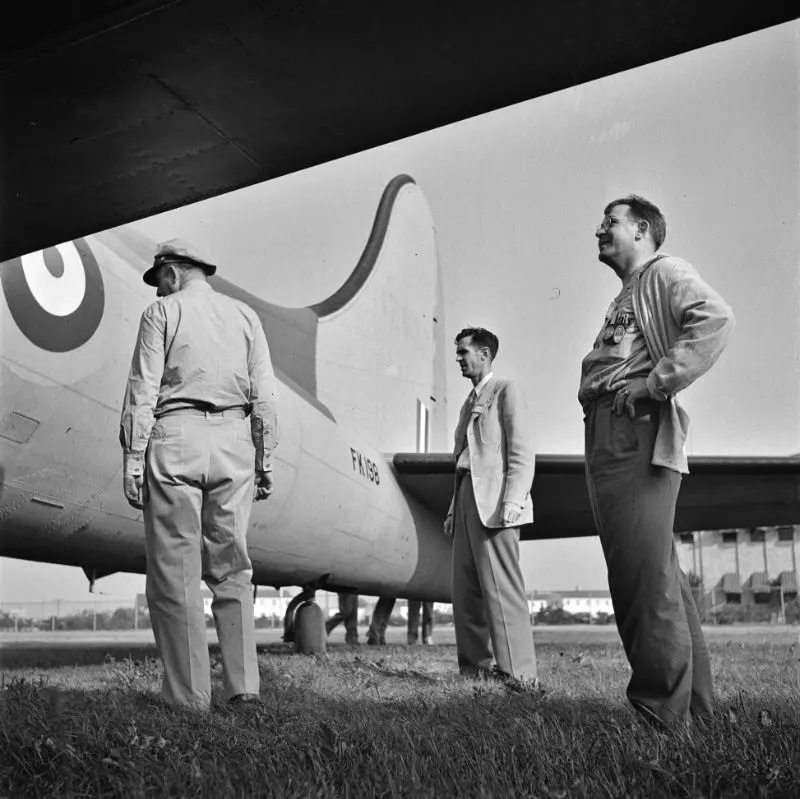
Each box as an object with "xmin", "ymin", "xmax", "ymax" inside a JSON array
[
  {"xmin": 597, "ymin": 215, "xmax": 622, "ymax": 233},
  {"xmin": 597, "ymin": 212, "xmax": 642, "ymax": 233}
]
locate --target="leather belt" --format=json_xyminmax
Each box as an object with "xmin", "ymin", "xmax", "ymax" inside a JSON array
[
  {"xmin": 456, "ymin": 466, "xmax": 471, "ymax": 477},
  {"xmin": 582, "ymin": 395, "xmax": 660, "ymax": 418},
  {"xmin": 158, "ymin": 406, "xmax": 247, "ymax": 420}
]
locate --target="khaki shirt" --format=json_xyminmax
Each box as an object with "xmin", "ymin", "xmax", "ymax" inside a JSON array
[{"xmin": 120, "ymin": 281, "xmax": 278, "ymax": 470}]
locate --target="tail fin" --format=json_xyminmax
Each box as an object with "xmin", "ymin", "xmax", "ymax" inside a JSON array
[
  {"xmin": 312, "ymin": 175, "xmax": 447, "ymax": 453},
  {"xmin": 102, "ymin": 175, "xmax": 448, "ymax": 453}
]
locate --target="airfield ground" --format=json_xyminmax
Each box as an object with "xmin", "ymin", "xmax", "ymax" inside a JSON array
[
  {"xmin": 2, "ymin": 622, "xmax": 798, "ymax": 667},
  {"xmin": 2, "ymin": 625, "xmax": 799, "ymax": 797}
]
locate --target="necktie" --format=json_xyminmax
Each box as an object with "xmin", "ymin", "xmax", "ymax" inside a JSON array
[{"xmin": 456, "ymin": 390, "xmax": 477, "ymax": 454}]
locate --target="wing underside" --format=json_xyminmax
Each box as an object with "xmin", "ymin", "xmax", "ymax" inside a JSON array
[{"xmin": 391, "ymin": 453, "xmax": 800, "ymax": 540}]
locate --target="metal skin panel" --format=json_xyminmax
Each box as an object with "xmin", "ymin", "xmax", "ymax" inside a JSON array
[
  {"xmin": 0, "ymin": 358, "xmax": 452, "ymax": 599},
  {"xmin": 315, "ymin": 180, "xmax": 447, "ymax": 454}
]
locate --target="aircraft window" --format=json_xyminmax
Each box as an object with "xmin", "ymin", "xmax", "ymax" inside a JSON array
[{"xmin": 777, "ymin": 526, "xmax": 795, "ymax": 543}]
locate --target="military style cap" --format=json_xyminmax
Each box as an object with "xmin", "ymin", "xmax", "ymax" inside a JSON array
[{"xmin": 142, "ymin": 238, "xmax": 217, "ymax": 286}]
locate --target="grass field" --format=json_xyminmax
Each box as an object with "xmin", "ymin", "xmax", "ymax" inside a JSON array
[{"xmin": 2, "ymin": 625, "xmax": 799, "ymax": 798}]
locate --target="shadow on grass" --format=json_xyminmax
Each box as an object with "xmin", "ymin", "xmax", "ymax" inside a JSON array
[
  {"xmin": 4, "ymin": 638, "xmax": 800, "ymax": 797},
  {"xmin": 0, "ymin": 639, "xmax": 300, "ymax": 670},
  {"xmin": 3, "ymin": 653, "xmax": 800, "ymax": 799}
]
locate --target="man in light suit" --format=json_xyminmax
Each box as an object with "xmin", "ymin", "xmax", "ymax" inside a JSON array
[{"xmin": 444, "ymin": 327, "xmax": 538, "ymax": 685}]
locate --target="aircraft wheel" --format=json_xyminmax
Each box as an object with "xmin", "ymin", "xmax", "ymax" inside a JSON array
[{"xmin": 293, "ymin": 600, "xmax": 326, "ymax": 654}]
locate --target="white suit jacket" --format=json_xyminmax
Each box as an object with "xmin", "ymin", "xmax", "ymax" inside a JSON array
[{"xmin": 449, "ymin": 376, "xmax": 535, "ymax": 528}]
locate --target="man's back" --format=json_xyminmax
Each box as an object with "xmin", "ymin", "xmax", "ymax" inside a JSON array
[
  {"xmin": 121, "ymin": 279, "xmax": 277, "ymax": 457},
  {"xmin": 150, "ymin": 281, "xmax": 262, "ymax": 413}
]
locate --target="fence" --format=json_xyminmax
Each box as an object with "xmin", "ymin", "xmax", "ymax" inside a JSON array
[
  {"xmin": 0, "ymin": 598, "xmax": 149, "ymax": 633},
  {"xmin": 0, "ymin": 594, "xmax": 457, "ymax": 633}
]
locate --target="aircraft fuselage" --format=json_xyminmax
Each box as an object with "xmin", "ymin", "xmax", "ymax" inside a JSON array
[{"xmin": 0, "ymin": 220, "xmax": 453, "ymax": 601}]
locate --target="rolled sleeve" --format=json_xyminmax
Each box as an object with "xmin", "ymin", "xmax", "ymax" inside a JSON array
[
  {"xmin": 119, "ymin": 304, "xmax": 165, "ymax": 454},
  {"xmin": 646, "ymin": 268, "xmax": 735, "ymax": 400},
  {"xmin": 248, "ymin": 314, "xmax": 279, "ymax": 471}
]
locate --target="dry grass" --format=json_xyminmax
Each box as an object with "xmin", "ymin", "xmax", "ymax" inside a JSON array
[{"xmin": 2, "ymin": 627, "xmax": 799, "ymax": 798}]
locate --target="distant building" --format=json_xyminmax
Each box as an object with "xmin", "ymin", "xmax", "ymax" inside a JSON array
[
  {"xmin": 675, "ymin": 524, "xmax": 798, "ymax": 609},
  {"xmin": 197, "ymin": 588, "xmax": 343, "ymax": 620},
  {"xmin": 193, "ymin": 590, "xmax": 449, "ymax": 624},
  {"xmin": 526, "ymin": 589, "xmax": 613, "ymax": 618}
]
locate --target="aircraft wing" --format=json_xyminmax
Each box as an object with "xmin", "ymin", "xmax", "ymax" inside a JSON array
[
  {"xmin": 392, "ymin": 453, "xmax": 800, "ymax": 540},
  {"xmin": 3, "ymin": 3, "xmax": 796, "ymax": 262}
]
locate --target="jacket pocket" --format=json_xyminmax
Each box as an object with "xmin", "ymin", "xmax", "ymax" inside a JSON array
[{"xmin": 474, "ymin": 414, "xmax": 501, "ymax": 446}]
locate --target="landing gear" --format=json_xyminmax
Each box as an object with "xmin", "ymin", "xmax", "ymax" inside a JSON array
[{"xmin": 283, "ymin": 587, "xmax": 326, "ymax": 654}]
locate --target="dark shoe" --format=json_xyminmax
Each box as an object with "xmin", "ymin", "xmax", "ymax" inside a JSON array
[
  {"xmin": 228, "ymin": 693, "xmax": 262, "ymax": 705},
  {"xmin": 632, "ymin": 701, "xmax": 683, "ymax": 731},
  {"xmin": 489, "ymin": 666, "xmax": 544, "ymax": 695},
  {"xmin": 460, "ymin": 665, "xmax": 493, "ymax": 680}
]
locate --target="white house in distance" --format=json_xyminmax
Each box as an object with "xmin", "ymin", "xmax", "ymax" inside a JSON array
[
  {"xmin": 197, "ymin": 589, "xmax": 447, "ymax": 624},
  {"xmin": 194, "ymin": 587, "xmax": 619, "ymax": 623},
  {"xmin": 200, "ymin": 587, "xmax": 344, "ymax": 621},
  {"xmin": 527, "ymin": 590, "xmax": 613, "ymax": 618}
]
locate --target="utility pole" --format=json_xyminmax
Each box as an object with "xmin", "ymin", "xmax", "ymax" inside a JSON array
[{"xmin": 779, "ymin": 584, "xmax": 786, "ymax": 625}]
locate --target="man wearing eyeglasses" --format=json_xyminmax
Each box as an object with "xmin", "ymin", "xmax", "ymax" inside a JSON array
[{"xmin": 579, "ymin": 196, "xmax": 734, "ymax": 727}]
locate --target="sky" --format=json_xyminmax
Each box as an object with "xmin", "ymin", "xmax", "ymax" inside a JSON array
[{"xmin": 1, "ymin": 20, "xmax": 797, "ymax": 607}]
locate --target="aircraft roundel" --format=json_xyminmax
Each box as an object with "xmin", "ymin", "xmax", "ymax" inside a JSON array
[{"xmin": 1, "ymin": 239, "xmax": 104, "ymax": 352}]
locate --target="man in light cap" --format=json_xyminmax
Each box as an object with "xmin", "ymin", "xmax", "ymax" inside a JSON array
[{"xmin": 120, "ymin": 238, "xmax": 278, "ymax": 710}]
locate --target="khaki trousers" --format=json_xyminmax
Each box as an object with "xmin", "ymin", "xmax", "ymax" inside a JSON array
[
  {"xmin": 144, "ymin": 411, "xmax": 259, "ymax": 709},
  {"xmin": 584, "ymin": 397, "xmax": 714, "ymax": 725},
  {"xmin": 452, "ymin": 473, "xmax": 537, "ymax": 680}
]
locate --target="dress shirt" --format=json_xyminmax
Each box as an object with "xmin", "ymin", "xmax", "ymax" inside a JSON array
[
  {"xmin": 120, "ymin": 281, "xmax": 279, "ymax": 470},
  {"xmin": 456, "ymin": 371, "xmax": 493, "ymax": 470}
]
